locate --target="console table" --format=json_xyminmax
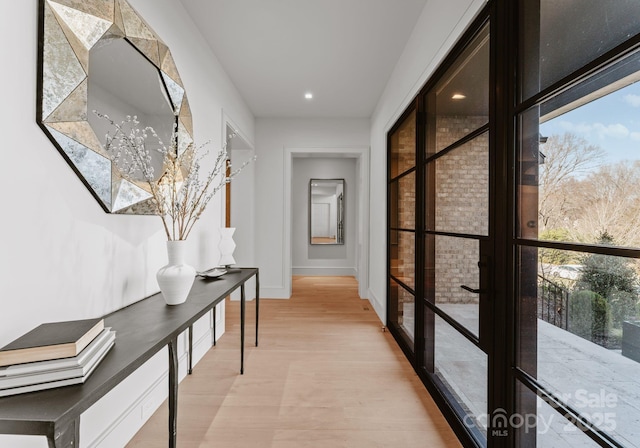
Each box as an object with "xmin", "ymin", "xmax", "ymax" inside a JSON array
[{"xmin": 0, "ymin": 267, "xmax": 259, "ymax": 448}]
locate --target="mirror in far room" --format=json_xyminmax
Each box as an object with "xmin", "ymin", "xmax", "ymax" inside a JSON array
[{"xmin": 309, "ymin": 179, "xmax": 345, "ymax": 245}]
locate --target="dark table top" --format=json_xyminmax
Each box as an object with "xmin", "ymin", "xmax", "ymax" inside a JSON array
[{"xmin": 0, "ymin": 268, "xmax": 258, "ymax": 436}]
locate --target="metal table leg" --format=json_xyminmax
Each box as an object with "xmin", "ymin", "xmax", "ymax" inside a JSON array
[
  {"xmin": 240, "ymin": 283, "xmax": 245, "ymax": 374},
  {"xmin": 255, "ymin": 271, "xmax": 260, "ymax": 347},
  {"xmin": 47, "ymin": 418, "xmax": 79, "ymax": 448},
  {"xmin": 188, "ymin": 324, "xmax": 193, "ymax": 375},
  {"xmin": 168, "ymin": 337, "xmax": 179, "ymax": 448}
]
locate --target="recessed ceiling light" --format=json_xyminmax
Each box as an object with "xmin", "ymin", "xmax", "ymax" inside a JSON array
[
  {"xmin": 452, "ymin": 93, "xmax": 466, "ymax": 100},
  {"xmin": 305, "ymin": 92, "xmax": 313, "ymax": 100}
]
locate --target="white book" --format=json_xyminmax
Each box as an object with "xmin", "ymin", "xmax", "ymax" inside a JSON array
[
  {"xmin": 0, "ymin": 376, "xmax": 85, "ymax": 397},
  {"xmin": 0, "ymin": 337, "xmax": 114, "ymax": 397},
  {"xmin": 0, "ymin": 338, "xmax": 114, "ymax": 398},
  {"xmin": 0, "ymin": 328, "xmax": 114, "ymax": 378},
  {"xmin": 0, "ymin": 330, "xmax": 115, "ymax": 391}
]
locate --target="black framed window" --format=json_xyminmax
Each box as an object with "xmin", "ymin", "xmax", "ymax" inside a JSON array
[
  {"xmin": 388, "ymin": 107, "xmax": 417, "ymax": 350},
  {"xmin": 515, "ymin": 1, "xmax": 640, "ymax": 446},
  {"xmin": 386, "ymin": 1, "xmax": 640, "ymax": 447}
]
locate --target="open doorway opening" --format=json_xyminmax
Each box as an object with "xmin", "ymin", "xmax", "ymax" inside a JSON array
[
  {"xmin": 284, "ymin": 147, "xmax": 370, "ymax": 301},
  {"xmin": 223, "ymin": 120, "xmax": 255, "ymax": 301}
]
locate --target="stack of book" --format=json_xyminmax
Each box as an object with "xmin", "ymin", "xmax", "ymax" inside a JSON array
[{"xmin": 0, "ymin": 318, "xmax": 115, "ymax": 397}]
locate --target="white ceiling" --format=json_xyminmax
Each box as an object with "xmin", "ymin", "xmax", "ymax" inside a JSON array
[{"xmin": 179, "ymin": 0, "xmax": 428, "ymax": 118}]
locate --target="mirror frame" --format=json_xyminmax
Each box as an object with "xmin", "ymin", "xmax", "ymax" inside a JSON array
[
  {"xmin": 36, "ymin": 0, "xmax": 194, "ymax": 214},
  {"xmin": 309, "ymin": 178, "xmax": 345, "ymax": 246}
]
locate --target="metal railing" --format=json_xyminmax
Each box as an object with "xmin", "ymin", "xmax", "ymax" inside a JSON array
[{"xmin": 538, "ymin": 275, "xmax": 569, "ymax": 330}]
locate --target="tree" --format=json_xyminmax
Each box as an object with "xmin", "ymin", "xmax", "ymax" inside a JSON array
[
  {"xmin": 539, "ymin": 133, "xmax": 640, "ymax": 247},
  {"xmin": 539, "ymin": 228, "xmax": 580, "ymax": 265},
  {"xmin": 539, "ymin": 133, "xmax": 605, "ymax": 231},
  {"xmin": 576, "ymin": 232, "xmax": 639, "ymax": 328},
  {"xmin": 569, "ymin": 162, "xmax": 640, "ymax": 247},
  {"xmin": 568, "ymin": 290, "xmax": 610, "ymax": 344}
]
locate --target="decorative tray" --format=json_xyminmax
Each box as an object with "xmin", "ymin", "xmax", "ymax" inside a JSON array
[{"xmin": 196, "ymin": 268, "xmax": 227, "ymax": 278}]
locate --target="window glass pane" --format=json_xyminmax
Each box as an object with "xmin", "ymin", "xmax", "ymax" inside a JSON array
[
  {"xmin": 390, "ymin": 173, "xmax": 415, "ymax": 230},
  {"xmin": 389, "ymin": 278, "xmax": 415, "ymax": 345},
  {"xmin": 427, "ymin": 24, "xmax": 488, "ymax": 155},
  {"xmin": 521, "ymin": 0, "xmax": 640, "ymax": 100},
  {"xmin": 390, "ymin": 109, "xmax": 416, "ymax": 178},
  {"xmin": 518, "ymin": 245, "xmax": 640, "ymax": 446},
  {"xmin": 515, "ymin": 381, "xmax": 604, "ymax": 447},
  {"xmin": 390, "ymin": 230, "xmax": 415, "ymax": 290},
  {"xmin": 430, "ymin": 310, "xmax": 487, "ymax": 439},
  {"xmin": 519, "ymin": 54, "xmax": 640, "ymax": 249},
  {"xmin": 430, "ymin": 235, "xmax": 480, "ymax": 337},
  {"xmin": 431, "ymin": 132, "xmax": 488, "ymax": 236}
]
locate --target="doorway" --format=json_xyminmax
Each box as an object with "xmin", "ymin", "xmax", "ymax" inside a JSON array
[
  {"xmin": 284, "ymin": 148, "xmax": 370, "ymax": 300},
  {"xmin": 223, "ymin": 120, "xmax": 255, "ymax": 301}
]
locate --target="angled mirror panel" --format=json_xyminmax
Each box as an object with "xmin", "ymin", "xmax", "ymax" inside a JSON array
[
  {"xmin": 47, "ymin": 126, "xmax": 112, "ymax": 207},
  {"xmin": 161, "ymin": 72, "xmax": 185, "ymax": 112},
  {"xmin": 48, "ymin": 1, "xmax": 112, "ymax": 51},
  {"xmin": 37, "ymin": 0, "xmax": 194, "ymax": 214},
  {"xmin": 42, "ymin": 2, "xmax": 86, "ymax": 121},
  {"xmin": 309, "ymin": 179, "xmax": 345, "ymax": 245},
  {"xmin": 112, "ymin": 179, "xmax": 152, "ymax": 212}
]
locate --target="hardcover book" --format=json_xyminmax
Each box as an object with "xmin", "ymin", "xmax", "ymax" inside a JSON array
[
  {"xmin": 0, "ymin": 328, "xmax": 115, "ymax": 384},
  {"xmin": 0, "ymin": 331, "xmax": 115, "ymax": 397},
  {"xmin": 0, "ymin": 318, "xmax": 104, "ymax": 367}
]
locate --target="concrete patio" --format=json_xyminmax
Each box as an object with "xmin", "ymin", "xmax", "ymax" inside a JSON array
[{"xmin": 401, "ymin": 303, "xmax": 640, "ymax": 447}]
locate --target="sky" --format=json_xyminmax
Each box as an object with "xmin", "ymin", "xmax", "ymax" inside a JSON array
[{"xmin": 540, "ymin": 81, "xmax": 640, "ymax": 166}]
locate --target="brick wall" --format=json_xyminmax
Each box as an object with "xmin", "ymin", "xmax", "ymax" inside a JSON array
[
  {"xmin": 391, "ymin": 113, "xmax": 488, "ymax": 310},
  {"xmin": 434, "ymin": 115, "xmax": 488, "ymax": 304},
  {"xmin": 391, "ymin": 111, "xmax": 416, "ymax": 295}
]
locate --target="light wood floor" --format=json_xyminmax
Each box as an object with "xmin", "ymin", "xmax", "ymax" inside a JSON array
[{"xmin": 127, "ymin": 276, "xmax": 461, "ymax": 448}]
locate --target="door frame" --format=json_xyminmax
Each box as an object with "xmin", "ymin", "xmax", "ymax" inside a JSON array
[{"xmin": 283, "ymin": 147, "xmax": 370, "ymax": 300}]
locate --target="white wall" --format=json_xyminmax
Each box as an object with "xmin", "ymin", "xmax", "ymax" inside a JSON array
[
  {"xmin": 254, "ymin": 118, "xmax": 370, "ymax": 298},
  {"xmin": 292, "ymin": 158, "xmax": 357, "ymax": 276},
  {"xmin": 230, "ymin": 146, "xmax": 257, "ymax": 301},
  {"xmin": 367, "ymin": 0, "xmax": 487, "ymax": 321},
  {"xmin": 0, "ymin": 0, "xmax": 253, "ymax": 446}
]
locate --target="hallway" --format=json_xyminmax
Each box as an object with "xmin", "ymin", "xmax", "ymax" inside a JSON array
[{"xmin": 127, "ymin": 276, "xmax": 460, "ymax": 447}]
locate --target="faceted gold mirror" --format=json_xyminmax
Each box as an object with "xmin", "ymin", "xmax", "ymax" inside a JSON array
[{"xmin": 37, "ymin": 0, "xmax": 193, "ymax": 214}]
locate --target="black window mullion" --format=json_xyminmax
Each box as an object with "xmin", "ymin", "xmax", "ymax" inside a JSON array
[
  {"xmin": 517, "ymin": 33, "xmax": 640, "ymax": 113},
  {"xmin": 389, "ymin": 274, "xmax": 416, "ymax": 296},
  {"xmin": 515, "ymin": 238, "xmax": 640, "ymax": 259},
  {"xmin": 425, "ymin": 123, "xmax": 490, "ymax": 164},
  {"xmin": 515, "ymin": 369, "xmax": 625, "ymax": 448},
  {"xmin": 424, "ymin": 299, "xmax": 482, "ymax": 349},
  {"xmin": 389, "ymin": 166, "xmax": 417, "ymax": 183}
]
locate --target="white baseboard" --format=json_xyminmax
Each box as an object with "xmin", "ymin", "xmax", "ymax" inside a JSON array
[
  {"xmin": 367, "ymin": 289, "xmax": 385, "ymax": 324},
  {"xmin": 85, "ymin": 359, "xmax": 169, "ymax": 448},
  {"xmin": 292, "ymin": 267, "xmax": 357, "ymax": 276},
  {"xmin": 260, "ymin": 286, "xmax": 290, "ymax": 299},
  {"xmin": 84, "ymin": 315, "xmax": 216, "ymax": 448}
]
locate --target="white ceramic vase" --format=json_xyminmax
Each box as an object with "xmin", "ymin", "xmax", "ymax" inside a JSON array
[
  {"xmin": 156, "ymin": 240, "xmax": 196, "ymax": 305},
  {"xmin": 218, "ymin": 227, "xmax": 237, "ymax": 267}
]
